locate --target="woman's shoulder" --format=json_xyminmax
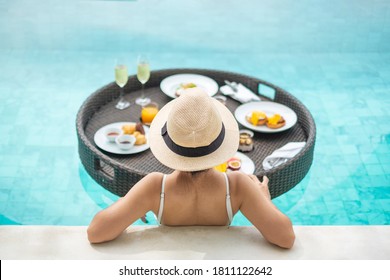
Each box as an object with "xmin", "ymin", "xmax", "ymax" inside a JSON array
[
  {"xmin": 227, "ymin": 171, "xmax": 251, "ymax": 184},
  {"xmin": 227, "ymin": 171, "xmax": 253, "ymax": 194},
  {"xmin": 228, "ymin": 172, "xmax": 264, "ymax": 196},
  {"xmin": 131, "ymin": 172, "xmax": 165, "ymax": 194},
  {"xmin": 144, "ymin": 172, "xmax": 165, "ymax": 182}
]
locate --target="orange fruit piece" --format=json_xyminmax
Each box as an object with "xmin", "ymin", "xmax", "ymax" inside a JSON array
[{"xmin": 214, "ymin": 162, "xmax": 228, "ymax": 172}]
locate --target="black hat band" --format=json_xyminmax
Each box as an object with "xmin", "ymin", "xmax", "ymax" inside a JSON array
[{"xmin": 161, "ymin": 122, "xmax": 225, "ymax": 158}]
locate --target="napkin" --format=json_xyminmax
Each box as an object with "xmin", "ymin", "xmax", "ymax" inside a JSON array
[
  {"xmin": 220, "ymin": 83, "xmax": 261, "ymax": 103},
  {"xmin": 262, "ymin": 142, "xmax": 306, "ymax": 170}
]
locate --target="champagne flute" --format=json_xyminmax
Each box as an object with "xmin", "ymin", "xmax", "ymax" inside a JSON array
[
  {"xmin": 115, "ymin": 60, "xmax": 130, "ymax": 110},
  {"xmin": 135, "ymin": 54, "xmax": 151, "ymax": 106}
]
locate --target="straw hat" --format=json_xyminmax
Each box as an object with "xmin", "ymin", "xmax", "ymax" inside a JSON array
[{"xmin": 149, "ymin": 88, "xmax": 239, "ymax": 171}]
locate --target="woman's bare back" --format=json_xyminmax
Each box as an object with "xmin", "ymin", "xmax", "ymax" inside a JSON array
[{"xmin": 156, "ymin": 170, "xmax": 239, "ymax": 226}]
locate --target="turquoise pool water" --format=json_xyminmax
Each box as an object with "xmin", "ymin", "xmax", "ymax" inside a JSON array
[{"xmin": 0, "ymin": 0, "xmax": 389, "ymax": 226}]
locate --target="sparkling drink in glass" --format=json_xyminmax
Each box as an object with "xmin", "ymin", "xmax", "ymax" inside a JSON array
[
  {"xmin": 135, "ymin": 54, "xmax": 151, "ymax": 106},
  {"xmin": 115, "ymin": 61, "xmax": 130, "ymax": 110}
]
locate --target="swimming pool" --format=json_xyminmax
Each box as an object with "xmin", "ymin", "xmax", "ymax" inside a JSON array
[{"xmin": 0, "ymin": 0, "xmax": 389, "ymax": 226}]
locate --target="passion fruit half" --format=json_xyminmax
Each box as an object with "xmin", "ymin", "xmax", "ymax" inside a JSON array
[{"xmin": 227, "ymin": 159, "xmax": 242, "ymax": 171}]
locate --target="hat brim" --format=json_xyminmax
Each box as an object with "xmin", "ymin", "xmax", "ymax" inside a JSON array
[{"xmin": 149, "ymin": 98, "xmax": 239, "ymax": 172}]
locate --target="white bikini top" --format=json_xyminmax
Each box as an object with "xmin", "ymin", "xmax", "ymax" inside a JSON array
[{"xmin": 156, "ymin": 173, "xmax": 234, "ymax": 225}]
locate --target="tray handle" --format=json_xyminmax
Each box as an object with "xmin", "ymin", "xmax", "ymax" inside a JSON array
[
  {"xmin": 94, "ymin": 157, "xmax": 115, "ymax": 184},
  {"xmin": 257, "ymin": 82, "xmax": 276, "ymax": 100}
]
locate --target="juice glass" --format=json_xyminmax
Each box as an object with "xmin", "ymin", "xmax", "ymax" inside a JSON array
[{"xmin": 141, "ymin": 102, "xmax": 159, "ymax": 125}]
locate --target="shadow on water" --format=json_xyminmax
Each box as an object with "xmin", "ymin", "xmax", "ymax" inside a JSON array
[{"xmin": 0, "ymin": 214, "xmax": 21, "ymax": 225}]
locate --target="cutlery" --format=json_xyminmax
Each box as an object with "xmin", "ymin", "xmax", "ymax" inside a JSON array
[
  {"xmin": 270, "ymin": 158, "xmax": 288, "ymax": 168},
  {"xmin": 224, "ymin": 80, "xmax": 238, "ymax": 93},
  {"xmin": 223, "ymin": 80, "xmax": 261, "ymax": 102}
]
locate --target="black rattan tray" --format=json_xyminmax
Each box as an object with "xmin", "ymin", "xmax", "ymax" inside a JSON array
[{"xmin": 76, "ymin": 69, "xmax": 316, "ymax": 198}]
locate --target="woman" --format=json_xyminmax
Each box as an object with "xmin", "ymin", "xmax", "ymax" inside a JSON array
[{"xmin": 87, "ymin": 88, "xmax": 295, "ymax": 249}]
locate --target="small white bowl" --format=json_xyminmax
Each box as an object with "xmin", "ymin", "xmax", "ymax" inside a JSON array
[
  {"xmin": 239, "ymin": 129, "xmax": 254, "ymax": 138},
  {"xmin": 115, "ymin": 134, "xmax": 136, "ymax": 150},
  {"xmin": 105, "ymin": 127, "xmax": 122, "ymax": 143}
]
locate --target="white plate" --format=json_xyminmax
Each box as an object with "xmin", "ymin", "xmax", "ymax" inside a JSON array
[
  {"xmin": 160, "ymin": 74, "xmax": 219, "ymax": 98},
  {"xmin": 94, "ymin": 122, "xmax": 150, "ymax": 155},
  {"xmin": 234, "ymin": 101, "xmax": 297, "ymax": 133},
  {"xmin": 231, "ymin": 152, "xmax": 255, "ymax": 174}
]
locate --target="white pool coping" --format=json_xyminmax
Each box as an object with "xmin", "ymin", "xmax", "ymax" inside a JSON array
[{"xmin": 0, "ymin": 225, "xmax": 389, "ymax": 259}]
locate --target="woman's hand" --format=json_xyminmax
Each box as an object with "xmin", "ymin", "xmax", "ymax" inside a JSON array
[{"xmin": 247, "ymin": 175, "xmax": 271, "ymax": 200}]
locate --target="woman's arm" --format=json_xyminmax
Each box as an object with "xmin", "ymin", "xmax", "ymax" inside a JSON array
[
  {"xmin": 238, "ymin": 175, "xmax": 295, "ymax": 249},
  {"xmin": 87, "ymin": 172, "xmax": 162, "ymax": 244}
]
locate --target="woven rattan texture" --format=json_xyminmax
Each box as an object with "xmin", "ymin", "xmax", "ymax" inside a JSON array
[{"xmin": 76, "ymin": 69, "xmax": 316, "ymax": 198}]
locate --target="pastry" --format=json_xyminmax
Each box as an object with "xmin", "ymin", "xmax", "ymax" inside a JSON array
[
  {"xmin": 246, "ymin": 111, "xmax": 267, "ymax": 126},
  {"xmin": 122, "ymin": 124, "xmax": 136, "ymax": 135},
  {"xmin": 266, "ymin": 114, "xmax": 286, "ymax": 129},
  {"xmin": 135, "ymin": 134, "xmax": 147, "ymax": 145}
]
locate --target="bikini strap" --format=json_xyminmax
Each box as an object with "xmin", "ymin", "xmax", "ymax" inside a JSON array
[
  {"xmin": 223, "ymin": 173, "xmax": 233, "ymax": 225},
  {"xmin": 157, "ymin": 174, "xmax": 166, "ymax": 224}
]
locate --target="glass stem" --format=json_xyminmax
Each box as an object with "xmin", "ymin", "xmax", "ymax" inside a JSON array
[
  {"xmin": 141, "ymin": 83, "xmax": 145, "ymax": 99},
  {"xmin": 119, "ymin": 87, "xmax": 124, "ymax": 100}
]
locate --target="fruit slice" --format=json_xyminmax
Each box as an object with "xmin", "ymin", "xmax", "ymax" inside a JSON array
[
  {"xmin": 227, "ymin": 158, "xmax": 242, "ymax": 171},
  {"xmin": 214, "ymin": 162, "xmax": 228, "ymax": 172},
  {"xmin": 181, "ymin": 82, "xmax": 197, "ymax": 89}
]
